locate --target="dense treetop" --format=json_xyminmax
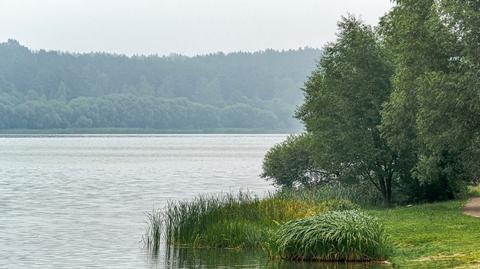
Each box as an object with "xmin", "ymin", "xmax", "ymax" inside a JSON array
[
  {"xmin": 0, "ymin": 40, "xmax": 321, "ymax": 130},
  {"xmin": 263, "ymin": 0, "xmax": 480, "ymax": 205}
]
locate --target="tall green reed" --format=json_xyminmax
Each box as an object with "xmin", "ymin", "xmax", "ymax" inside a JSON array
[
  {"xmin": 268, "ymin": 210, "xmax": 391, "ymax": 261},
  {"xmin": 144, "ymin": 189, "xmax": 363, "ymax": 252}
]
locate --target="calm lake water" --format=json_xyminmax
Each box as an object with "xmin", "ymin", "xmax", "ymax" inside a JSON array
[{"xmin": 0, "ymin": 134, "xmax": 386, "ymax": 269}]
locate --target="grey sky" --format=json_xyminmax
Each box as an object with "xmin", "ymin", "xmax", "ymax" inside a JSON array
[{"xmin": 0, "ymin": 0, "xmax": 393, "ymax": 56}]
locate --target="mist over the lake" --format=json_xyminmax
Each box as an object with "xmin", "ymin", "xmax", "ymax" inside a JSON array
[
  {"xmin": 0, "ymin": 0, "xmax": 392, "ymax": 56},
  {"xmin": 1, "ymin": 0, "xmax": 477, "ymax": 268}
]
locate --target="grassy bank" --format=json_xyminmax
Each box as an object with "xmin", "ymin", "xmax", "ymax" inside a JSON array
[
  {"xmin": 145, "ymin": 186, "xmax": 480, "ymax": 268},
  {"xmin": 369, "ymin": 200, "xmax": 480, "ymax": 268},
  {"xmin": 144, "ymin": 186, "xmax": 389, "ymax": 262}
]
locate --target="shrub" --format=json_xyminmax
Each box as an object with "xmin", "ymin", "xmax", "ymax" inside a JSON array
[
  {"xmin": 269, "ymin": 210, "xmax": 391, "ymax": 261},
  {"xmin": 261, "ymin": 134, "xmax": 319, "ymax": 188}
]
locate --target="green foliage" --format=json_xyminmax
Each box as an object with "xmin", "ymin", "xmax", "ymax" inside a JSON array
[
  {"xmin": 379, "ymin": 0, "xmax": 479, "ymax": 202},
  {"xmin": 261, "ymin": 134, "xmax": 317, "ymax": 188},
  {"xmin": 264, "ymin": 1, "xmax": 479, "ymax": 204},
  {"xmin": 220, "ymin": 103, "xmax": 278, "ymax": 129},
  {"xmin": 294, "ymin": 16, "xmax": 396, "ymax": 206},
  {"xmin": 0, "ymin": 40, "xmax": 321, "ymax": 130},
  {"xmin": 268, "ymin": 210, "xmax": 391, "ymax": 261},
  {"xmin": 146, "ymin": 191, "xmax": 480, "ymax": 267},
  {"xmin": 144, "ymin": 190, "xmax": 367, "ymax": 252},
  {"xmin": 378, "ymin": 0, "xmax": 451, "ymax": 202}
]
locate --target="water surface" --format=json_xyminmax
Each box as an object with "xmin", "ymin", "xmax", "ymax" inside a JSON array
[
  {"xmin": 0, "ymin": 134, "xmax": 285, "ymax": 268},
  {"xmin": 0, "ymin": 134, "xmax": 386, "ymax": 268}
]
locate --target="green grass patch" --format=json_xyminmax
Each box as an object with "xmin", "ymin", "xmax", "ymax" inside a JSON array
[
  {"xmin": 368, "ymin": 200, "xmax": 480, "ymax": 268},
  {"xmin": 275, "ymin": 184, "xmax": 382, "ymax": 207},
  {"xmin": 267, "ymin": 210, "xmax": 391, "ymax": 261}
]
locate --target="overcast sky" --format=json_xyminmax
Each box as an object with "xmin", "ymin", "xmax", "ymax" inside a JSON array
[{"xmin": 0, "ymin": 0, "xmax": 393, "ymax": 56}]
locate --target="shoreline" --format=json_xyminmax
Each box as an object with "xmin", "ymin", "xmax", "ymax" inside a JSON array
[{"xmin": 0, "ymin": 128, "xmax": 300, "ymax": 135}]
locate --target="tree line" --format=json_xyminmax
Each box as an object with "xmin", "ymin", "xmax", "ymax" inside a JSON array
[
  {"xmin": 263, "ymin": 0, "xmax": 479, "ymax": 206},
  {"xmin": 0, "ymin": 40, "xmax": 321, "ymax": 130}
]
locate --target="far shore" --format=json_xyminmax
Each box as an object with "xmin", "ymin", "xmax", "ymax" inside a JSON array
[{"xmin": 0, "ymin": 128, "xmax": 300, "ymax": 135}]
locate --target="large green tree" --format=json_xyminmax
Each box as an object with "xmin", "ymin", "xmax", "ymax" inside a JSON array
[
  {"xmin": 380, "ymin": 0, "xmax": 479, "ymax": 200},
  {"xmin": 264, "ymin": 1, "xmax": 479, "ymax": 204},
  {"xmin": 415, "ymin": 0, "xmax": 480, "ymax": 199},
  {"xmin": 296, "ymin": 16, "xmax": 396, "ymax": 206}
]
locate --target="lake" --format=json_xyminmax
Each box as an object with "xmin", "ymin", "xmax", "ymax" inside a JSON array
[
  {"xmin": 0, "ymin": 134, "xmax": 387, "ymax": 269},
  {"xmin": 0, "ymin": 134, "xmax": 285, "ymax": 268}
]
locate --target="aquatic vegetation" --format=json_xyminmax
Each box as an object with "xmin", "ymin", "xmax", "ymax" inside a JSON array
[
  {"xmin": 146, "ymin": 190, "xmax": 480, "ymax": 267},
  {"xmin": 268, "ymin": 210, "xmax": 391, "ymax": 261},
  {"xmin": 144, "ymin": 193, "xmax": 262, "ymax": 250},
  {"xmin": 143, "ymin": 210, "xmax": 163, "ymax": 253},
  {"xmin": 144, "ymin": 191, "xmax": 361, "ymax": 251},
  {"xmin": 162, "ymin": 192, "xmax": 262, "ymax": 248}
]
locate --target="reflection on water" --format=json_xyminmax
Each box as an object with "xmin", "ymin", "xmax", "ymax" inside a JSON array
[{"xmin": 147, "ymin": 247, "xmax": 390, "ymax": 269}]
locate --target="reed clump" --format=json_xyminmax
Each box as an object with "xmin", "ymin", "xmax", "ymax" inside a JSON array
[
  {"xmin": 144, "ymin": 190, "xmax": 362, "ymax": 251},
  {"xmin": 143, "ymin": 210, "xmax": 163, "ymax": 253},
  {"xmin": 268, "ymin": 210, "xmax": 391, "ymax": 261}
]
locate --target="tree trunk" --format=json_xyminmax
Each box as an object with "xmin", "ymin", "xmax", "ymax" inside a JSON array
[
  {"xmin": 382, "ymin": 191, "xmax": 390, "ymax": 208},
  {"xmin": 383, "ymin": 177, "xmax": 392, "ymax": 208}
]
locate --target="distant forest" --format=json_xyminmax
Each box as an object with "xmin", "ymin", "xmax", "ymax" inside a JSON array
[{"xmin": 0, "ymin": 39, "xmax": 321, "ymax": 131}]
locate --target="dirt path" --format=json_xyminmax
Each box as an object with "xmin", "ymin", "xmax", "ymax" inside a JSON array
[{"xmin": 463, "ymin": 197, "xmax": 480, "ymax": 217}]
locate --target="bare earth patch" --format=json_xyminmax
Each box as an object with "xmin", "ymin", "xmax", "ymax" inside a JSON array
[{"xmin": 463, "ymin": 197, "xmax": 480, "ymax": 218}]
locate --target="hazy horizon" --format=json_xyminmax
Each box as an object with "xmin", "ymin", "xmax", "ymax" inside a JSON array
[
  {"xmin": 0, "ymin": 0, "xmax": 393, "ymax": 56},
  {"xmin": 2, "ymin": 38, "xmax": 321, "ymax": 58}
]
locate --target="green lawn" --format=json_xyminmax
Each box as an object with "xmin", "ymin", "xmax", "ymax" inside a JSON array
[{"xmin": 369, "ymin": 200, "xmax": 480, "ymax": 268}]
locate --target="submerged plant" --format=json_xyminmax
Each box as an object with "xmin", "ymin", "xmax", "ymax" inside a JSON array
[{"xmin": 269, "ymin": 210, "xmax": 391, "ymax": 261}]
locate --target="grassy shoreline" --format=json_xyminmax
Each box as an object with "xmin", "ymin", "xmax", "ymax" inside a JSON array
[
  {"xmin": 145, "ymin": 187, "xmax": 480, "ymax": 268},
  {"xmin": 144, "ymin": 188, "xmax": 390, "ymax": 263}
]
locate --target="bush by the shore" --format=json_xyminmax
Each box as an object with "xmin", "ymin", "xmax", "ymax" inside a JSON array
[{"xmin": 267, "ymin": 210, "xmax": 391, "ymax": 261}]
